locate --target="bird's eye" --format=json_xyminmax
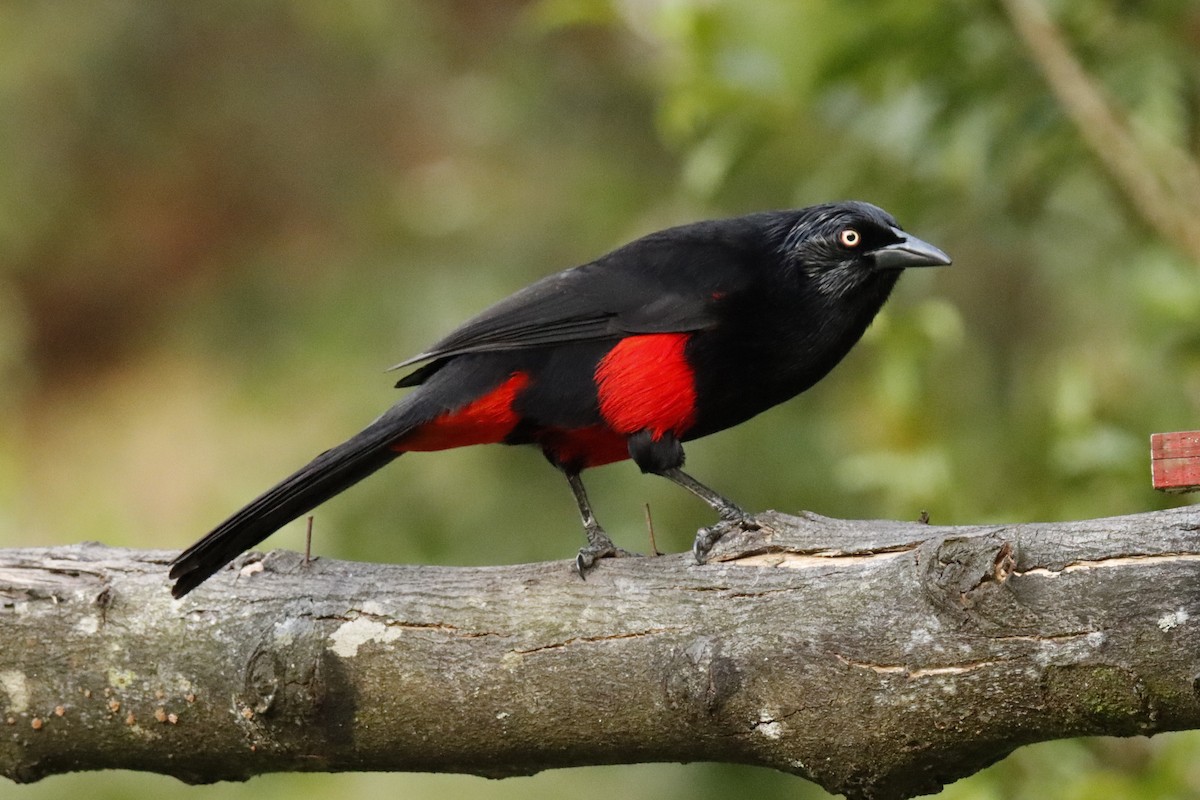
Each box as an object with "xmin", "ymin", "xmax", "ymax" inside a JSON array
[{"xmin": 839, "ymin": 228, "xmax": 861, "ymax": 248}]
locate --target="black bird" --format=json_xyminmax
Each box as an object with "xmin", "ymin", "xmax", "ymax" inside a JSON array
[{"xmin": 170, "ymin": 201, "xmax": 950, "ymax": 597}]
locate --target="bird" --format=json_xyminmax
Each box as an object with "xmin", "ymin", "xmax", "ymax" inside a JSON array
[{"xmin": 169, "ymin": 200, "xmax": 951, "ymax": 598}]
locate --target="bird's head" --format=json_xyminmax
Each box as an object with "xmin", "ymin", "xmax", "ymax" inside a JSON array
[{"xmin": 780, "ymin": 201, "xmax": 951, "ymax": 297}]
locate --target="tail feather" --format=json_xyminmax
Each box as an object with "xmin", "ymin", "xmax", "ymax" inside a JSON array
[{"xmin": 169, "ymin": 422, "xmax": 404, "ymax": 598}]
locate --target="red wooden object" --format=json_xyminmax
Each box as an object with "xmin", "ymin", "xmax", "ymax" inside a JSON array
[{"xmin": 1151, "ymin": 431, "xmax": 1200, "ymax": 493}]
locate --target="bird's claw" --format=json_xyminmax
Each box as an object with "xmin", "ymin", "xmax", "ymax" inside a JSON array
[
  {"xmin": 692, "ymin": 513, "xmax": 760, "ymax": 565},
  {"xmin": 574, "ymin": 533, "xmax": 640, "ymax": 579}
]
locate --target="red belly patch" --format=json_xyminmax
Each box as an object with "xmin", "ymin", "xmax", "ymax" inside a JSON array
[
  {"xmin": 395, "ymin": 372, "xmax": 530, "ymax": 452},
  {"xmin": 594, "ymin": 333, "xmax": 697, "ymax": 439},
  {"xmin": 537, "ymin": 425, "xmax": 631, "ymax": 470}
]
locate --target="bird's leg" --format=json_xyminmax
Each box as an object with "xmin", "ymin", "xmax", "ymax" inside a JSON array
[
  {"xmin": 566, "ymin": 471, "xmax": 638, "ymax": 577},
  {"xmin": 658, "ymin": 467, "xmax": 760, "ymax": 563},
  {"xmin": 658, "ymin": 467, "xmax": 753, "ymax": 521}
]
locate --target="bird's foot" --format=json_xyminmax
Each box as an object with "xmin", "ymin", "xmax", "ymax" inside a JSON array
[
  {"xmin": 575, "ymin": 525, "xmax": 640, "ymax": 578},
  {"xmin": 692, "ymin": 510, "xmax": 761, "ymax": 564}
]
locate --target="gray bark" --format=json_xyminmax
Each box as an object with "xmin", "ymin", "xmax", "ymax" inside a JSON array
[{"xmin": 2, "ymin": 507, "xmax": 1200, "ymax": 800}]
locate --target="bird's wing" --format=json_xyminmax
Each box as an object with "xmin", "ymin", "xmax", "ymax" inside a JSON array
[{"xmin": 390, "ymin": 219, "xmax": 773, "ymax": 381}]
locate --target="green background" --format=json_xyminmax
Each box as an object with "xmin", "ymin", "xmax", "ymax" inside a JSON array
[{"xmin": 3, "ymin": 1, "xmax": 1200, "ymax": 797}]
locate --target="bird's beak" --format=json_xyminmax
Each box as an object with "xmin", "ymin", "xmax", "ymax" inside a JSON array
[{"xmin": 870, "ymin": 229, "xmax": 952, "ymax": 270}]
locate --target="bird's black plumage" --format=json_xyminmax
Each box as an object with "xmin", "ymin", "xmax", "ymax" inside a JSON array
[{"xmin": 169, "ymin": 200, "xmax": 950, "ymax": 597}]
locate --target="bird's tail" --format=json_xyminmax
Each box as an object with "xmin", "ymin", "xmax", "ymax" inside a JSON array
[{"xmin": 168, "ymin": 419, "xmax": 406, "ymax": 598}]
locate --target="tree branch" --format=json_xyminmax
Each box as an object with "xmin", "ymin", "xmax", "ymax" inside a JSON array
[
  {"xmin": 999, "ymin": 0, "xmax": 1200, "ymax": 262},
  {"xmin": 3, "ymin": 507, "xmax": 1200, "ymax": 799}
]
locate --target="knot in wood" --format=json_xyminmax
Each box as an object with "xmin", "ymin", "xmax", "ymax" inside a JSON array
[
  {"xmin": 662, "ymin": 637, "xmax": 741, "ymax": 718},
  {"xmin": 244, "ymin": 649, "xmax": 281, "ymax": 715},
  {"xmin": 238, "ymin": 613, "xmax": 334, "ymax": 726},
  {"xmin": 920, "ymin": 531, "xmax": 1030, "ymax": 629}
]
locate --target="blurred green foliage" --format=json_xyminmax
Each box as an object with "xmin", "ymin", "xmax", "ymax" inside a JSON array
[{"xmin": 3, "ymin": 1, "xmax": 1199, "ymax": 798}]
